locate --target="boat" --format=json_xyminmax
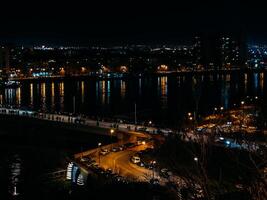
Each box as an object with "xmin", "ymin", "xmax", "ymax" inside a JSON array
[
  {"xmin": 0, "ymin": 73, "xmax": 21, "ymax": 89},
  {"xmin": 3, "ymin": 80, "xmax": 21, "ymax": 88}
]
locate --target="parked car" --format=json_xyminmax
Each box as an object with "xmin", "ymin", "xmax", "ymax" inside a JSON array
[
  {"xmin": 100, "ymin": 148, "xmax": 110, "ymax": 155},
  {"xmin": 131, "ymin": 156, "xmax": 141, "ymax": 164},
  {"xmin": 80, "ymin": 157, "xmax": 90, "ymax": 162},
  {"xmin": 160, "ymin": 168, "xmax": 172, "ymax": 178},
  {"xmin": 111, "ymin": 147, "xmax": 119, "ymax": 152}
]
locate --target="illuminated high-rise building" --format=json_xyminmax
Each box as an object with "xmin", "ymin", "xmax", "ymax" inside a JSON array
[{"xmin": 193, "ymin": 32, "xmax": 247, "ymax": 70}]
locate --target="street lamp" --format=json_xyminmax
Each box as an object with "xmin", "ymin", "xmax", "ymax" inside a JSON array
[
  {"xmin": 240, "ymin": 101, "xmax": 245, "ymax": 131},
  {"xmin": 194, "ymin": 157, "xmax": 198, "ymax": 162},
  {"xmin": 151, "ymin": 160, "xmax": 156, "ymax": 179},
  {"xmin": 98, "ymin": 142, "xmax": 102, "ymax": 165},
  {"xmin": 220, "ymin": 106, "xmax": 224, "ymax": 111},
  {"xmin": 110, "ymin": 129, "xmax": 114, "ymax": 149}
]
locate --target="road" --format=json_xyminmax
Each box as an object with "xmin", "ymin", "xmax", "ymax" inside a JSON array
[{"xmin": 97, "ymin": 143, "xmax": 154, "ymax": 181}]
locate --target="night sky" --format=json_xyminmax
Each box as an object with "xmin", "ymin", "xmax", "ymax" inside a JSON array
[{"xmin": 0, "ymin": 0, "xmax": 265, "ymax": 45}]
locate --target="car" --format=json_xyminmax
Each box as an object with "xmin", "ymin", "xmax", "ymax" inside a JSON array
[
  {"xmin": 80, "ymin": 157, "xmax": 90, "ymax": 162},
  {"xmin": 124, "ymin": 142, "xmax": 136, "ymax": 148},
  {"xmin": 131, "ymin": 156, "xmax": 141, "ymax": 164},
  {"xmin": 137, "ymin": 127, "xmax": 147, "ymax": 132},
  {"xmin": 113, "ymin": 175, "xmax": 124, "ymax": 182},
  {"xmin": 90, "ymin": 162, "xmax": 99, "ymax": 169},
  {"xmin": 150, "ymin": 178, "xmax": 160, "ymax": 185},
  {"xmin": 100, "ymin": 148, "xmax": 109, "ymax": 155},
  {"xmin": 111, "ymin": 147, "xmax": 119, "ymax": 152},
  {"xmin": 118, "ymin": 145, "xmax": 124, "ymax": 151},
  {"xmin": 85, "ymin": 159, "xmax": 96, "ymax": 167},
  {"xmin": 160, "ymin": 168, "xmax": 172, "ymax": 178},
  {"xmin": 137, "ymin": 140, "xmax": 146, "ymax": 145},
  {"xmin": 137, "ymin": 162, "xmax": 145, "ymax": 167}
]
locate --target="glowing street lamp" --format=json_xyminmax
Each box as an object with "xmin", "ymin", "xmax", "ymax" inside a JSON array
[
  {"xmin": 110, "ymin": 129, "xmax": 114, "ymax": 149},
  {"xmin": 81, "ymin": 67, "xmax": 86, "ymax": 73},
  {"xmin": 151, "ymin": 160, "xmax": 157, "ymax": 179},
  {"xmin": 220, "ymin": 106, "xmax": 224, "ymax": 111},
  {"xmin": 98, "ymin": 142, "xmax": 102, "ymax": 165},
  {"xmin": 241, "ymin": 101, "xmax": 245, "ymax": 105}
]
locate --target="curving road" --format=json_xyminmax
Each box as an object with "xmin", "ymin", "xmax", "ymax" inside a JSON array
[{"xmin": 98, "ymin": 143, "xmax": 154, "ymax": 181}]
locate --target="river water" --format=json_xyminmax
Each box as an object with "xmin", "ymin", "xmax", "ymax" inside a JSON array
[{"xmin": 0, "ymin": 71, "xmax": 266, "ymax": 127}]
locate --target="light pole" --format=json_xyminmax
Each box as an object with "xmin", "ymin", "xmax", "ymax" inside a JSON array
[
  {"xmin": 152, "ymin": 160, "xmax": 156, "ymax": 180},
  {"xmin": 98, "ymin": 142, "xmax": 102, "ymax": 165},
  {"xmin": 110, "ymin": 129, "xmax": 114, "ymax": 149},
  {"xmin": 73, "ymin": 96, "xmax": 76, "ymax": 114},
  {"xmin": 240, "ymin": 101, "xmax": 245, "ymax": 131},
  {"xmin": 134, "ymin": 103, "xmax": 137, "ymax": 125}
]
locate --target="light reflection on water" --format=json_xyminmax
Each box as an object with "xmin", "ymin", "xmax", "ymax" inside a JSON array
[
  {"xmin": 0, "ymin": 72, "xmax": 265, "ymax": 125},
  {"xmin": 59, "ymin": 81, "xmax": 64, "ymax": 112},
  {"xmin": 157, "ymin": 76, "xmax": 168, "ymax": 108},
  {"xmin": 260, "ymin": 72, "xmax": 264, "ymax": 94},
  {"xmin": 9, "ymin": 154, "xmax": 22, "ymax": 197}
]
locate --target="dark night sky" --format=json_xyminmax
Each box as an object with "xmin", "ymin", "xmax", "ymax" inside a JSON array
[{"xmin": 0, "ymin": 0, "xmax": 265, "ymax": 45}]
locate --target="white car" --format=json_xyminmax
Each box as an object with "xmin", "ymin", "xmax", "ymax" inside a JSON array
[
  {"xmin": 100, "ymin": 149, "xmax": 109, "ymax": 155},
  {"xmin": 131, "ymin": 156, "xmax": 141, "ymax": 164}
]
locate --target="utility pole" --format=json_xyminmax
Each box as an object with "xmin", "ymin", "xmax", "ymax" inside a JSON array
[
  {"xmin": 73, "ymin": 96, "xmax": 76, "ymax": 114},
  {"xmin": 110, "ymin": 129, "xmax": 114, "ymax": 149},
  {"xmin": 134, "ymin": 103, "xmax": 137, "ymax": 124},
  {"xmin": 98, "ymin": 143, "xmax": 101, "ymax": 165}
]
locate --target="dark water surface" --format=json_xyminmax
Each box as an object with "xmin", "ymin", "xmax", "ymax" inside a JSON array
[{"xmin": 0, "ymin": 71, "xmax": 266, "ymax": 127}]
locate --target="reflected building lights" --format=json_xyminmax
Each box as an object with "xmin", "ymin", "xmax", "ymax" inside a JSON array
[
  {"xmin": 221, "ymin": 81, "xmax": 230, "ymax": 109},
  {"xmin": 59, "ymin": 82, "xmax": 64, "ymax": 111},
  {"xmin": 96, "ymin": 81, "xmax": 99, "ymax": 102},
  {"xmin": 5, "ymin": 89, "xmax": 15, "ymax": 105},
  {"xmin": 138, "ymin": 78, "xmax": 142, "ymax": 95},
  {"xmin": 158, "ymin": 76, "xmax": 168, "ymax": 108},
  {"xmin": 100, "ymin": 80, "xmax": 106, "ymax": 105},
  {"xmin": 9, "ymin": 154, "xmax": 21, "ymax": 196},
  {"xmin": 260, "ymin": 72, "xmax": 264, "ymax": 93},
  {"xmin": 0, "ymin": 94, "xmax": 3, "ymax": 105},
  {"xmin": 107, "ymin": 80, "xmax": 110, "ymax": 105},
  {"xmin": 120, "ymin": 80, "xmax": 126, "ymax": 99},
  {"xmin": 16, "ymin": 87, "xmax": 21, "ymax": 106},
  {"xmin": 41, "ymin": 82, "xmax": 46, "ymax": 111},
  {"xmin": 226, "ymin": 74, "xmax": 231, "ymax": 82},
  {"xmin": 244, "ymin": 73, "xmax": 248, "ymax": 93},
  {"xmin": 30, "ymin": 83, "xmax": 33, "ymax": 107},
  {"xmin": 254, "ymin": 73, "xmax": 259, "ymax": 94},
  {"xmin": 81, "ymin": 81, "xmax": 85, "ymax": 103},
  {"xmin": 51, "ymin": 82, "xmax": 55, "ymax": 111}
]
